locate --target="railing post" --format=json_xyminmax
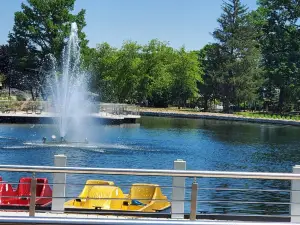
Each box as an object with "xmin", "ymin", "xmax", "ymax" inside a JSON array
[
  {"xmin": 52, "ymin": 154, "xmax": 67, "ymax": 213},
  {"xmin": 29, "ymin": 173, "xmax": 37, "ymax": 217},
  {"xmin": 291, "ymin": 165, "xmax": 300, "ymax": 222},
  {"xmin": 190, "ymin": 179, "xmax": 198, "ymax": 221},
  {"xmin": 172, "ymin": 159, "xmax": 186, "ymax": 219}
]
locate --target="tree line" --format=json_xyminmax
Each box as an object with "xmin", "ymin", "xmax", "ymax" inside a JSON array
[
  {"xmin": 0, "ymin": 0, "xmax": 300, "ymax": 112},
  {"xmin": 83, "ymin": 41, "xmax": 201, "ymax": 107}
]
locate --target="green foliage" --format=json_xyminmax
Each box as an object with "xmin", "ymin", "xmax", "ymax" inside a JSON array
[
  {"xmin": 86, "ymin": 40, "xmax": 203, "ymax": 107},
  {"xmin": 8, "ymin": 0, "xmax": 87, "ymax": 99},
  {"xmin": 139, "ymin": 39, "xmax": 174, "ymax": 107},
  {"xmin": 115, "ymin": 41, "xmax": 142, "ymax": 103},
  {"xmin": 236, "ymin": 111, "xmax": 300, "ymax": 121},
  {"xmin": 210, "ymin": 0, "xmax": 262, "ymax": 112},
  {"xmin": 4, "ymin": 0, "xmax": 300, "ymax": 112},
  {"xmin": 198, "ymin": 43, "xmax": 223, "ymax": 111},
  {"xmin": 256, "ymin": 0, "xmax": 300, "ymax": 112},
  {"xmin": 11, "ymin": 0, "xmax": 87, "ymax": 59},
  {"xmin": 0, "ymin": 45, "xmax": 9, "ymax": 80},
  {"xmin": 170, "ymin": 47, "xmax": 203, "ymax": 106}
]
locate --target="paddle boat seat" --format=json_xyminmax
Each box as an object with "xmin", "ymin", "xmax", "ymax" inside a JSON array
[
  {"xmin": 0, "ymin": 177, "xmax": 52, "ymax": 206},
  {"xmin": 66, "ymin": 185, "xmax": 125, "ymax": 210},
  {"xmin": 123, "ymin": 183, "xmax": 171, "ymax": 212},
  {"xmin": 64, "ymin": 180, "xmax": 115, "ymax": 208}
]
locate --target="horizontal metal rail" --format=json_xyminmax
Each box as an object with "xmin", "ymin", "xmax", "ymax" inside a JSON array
[
  {"xmin": 0, "ymin": 165, "xmax": 299, "ymax": 180},
  {"xmin": 0, "ymin": 216, "xmax": 298, "ymax": 225}
]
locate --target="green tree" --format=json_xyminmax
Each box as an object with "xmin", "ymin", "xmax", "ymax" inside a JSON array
[
  {"xmin": 212, "ymin": 0, "xmax": 261, "ymax": 112},
  {"xmin": 0, "ymin": 45, "xmax": 9, "ymax": 88},
  {"xmin": 8, "ymin": 0, "xmax": 87, "ymax": 98},
  {"xmin": 139, "ymin": 39, "xmax": 174, "ymax": 107},
  {"xmin": 0, "ymin": 45, "xmax": 9, "ymax": 77},
  {"xmin": 8, "ymin": 37, "xmax": 41, "ymax": 99},
  {"xmin": 115, "ymin": 41, "xmax": 142, "ymax": 103},
  {"xmin": 198, "ymin": 44, "xmax": 222, "ymax": 111},
  {"xmin": 170, "ymin": 47, "xmax": 203, "ymax": 107},
  {"xmin": 86, "ymin": 43, "xmax": 119, "ymax": 102},
  {"xmin": 10, "ymin": 0, "xmax": 87, "ymax": 59},
  {"xmin": 256, "ymin": 0, "xmax": 300, "ymax": 112}
]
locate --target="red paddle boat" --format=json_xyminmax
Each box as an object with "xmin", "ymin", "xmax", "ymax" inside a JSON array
[{"xmin": 0, "ymin": 176, "xmax": 52, "ymax": 207}]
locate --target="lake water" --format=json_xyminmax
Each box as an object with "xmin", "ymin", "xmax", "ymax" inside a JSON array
[{"xmin": 0, "ymin": 116, "xmax": 299, "ymax": 215}]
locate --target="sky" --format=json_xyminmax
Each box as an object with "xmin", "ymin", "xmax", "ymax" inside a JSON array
[{"xmin": 0, "ymin": 0, "xmax": 258, "ymax": 50}]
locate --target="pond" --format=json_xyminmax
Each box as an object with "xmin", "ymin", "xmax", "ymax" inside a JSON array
[{"xmin": 0, "ymin": 116, "xmax": 299, "ymax": 215}]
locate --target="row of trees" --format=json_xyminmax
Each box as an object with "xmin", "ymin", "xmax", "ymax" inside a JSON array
[
  {"xmin": 0, "ymin": 0, "xmax": 300, "ymax": 112},
  {"xmin": 199, "ymin": 0, "xmax": 300, "ymax": 112},
  {"xmin": 84, "ymin": 41, "xmax": 202, "ymax": 107}
]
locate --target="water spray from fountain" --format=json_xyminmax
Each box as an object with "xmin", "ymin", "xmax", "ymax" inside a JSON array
[{"xmin": 45, "ymin": 22, "xmax": 90, "ymax": 141}]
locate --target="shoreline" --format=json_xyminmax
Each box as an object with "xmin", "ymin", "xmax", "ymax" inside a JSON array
[{"xmin": 139, "ymin": 108, "xmax": 300, "ymax": 126}]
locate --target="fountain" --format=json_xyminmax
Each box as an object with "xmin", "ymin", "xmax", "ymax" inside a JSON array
[{"xmin": 45, "ymin": 22, "xmax": 90, "ymax": 142}]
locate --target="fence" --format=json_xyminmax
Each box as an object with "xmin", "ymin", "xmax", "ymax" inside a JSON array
[
  {"xmin": 0, "ymin": 101, "xmax": 140, "ymax": 116},
  {"xmin": 0, "ymin": 217, "xmax": 299, "ymax": 225},
  {"xmin": 0, "ymin": 156, "xmax": 300, "ymax": 223},
  {"xmin": 98, "ymin": 103, "xmax": 140, "ymax": 116}
]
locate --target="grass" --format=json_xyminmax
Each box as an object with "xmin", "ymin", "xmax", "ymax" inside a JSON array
[
  {"xmin": 141, "ymin": 107, "xmax": 300, "ymax": 121},
  {"xmin": 235, "ymin": 111, "xmax": 300, "ymax": 121}
]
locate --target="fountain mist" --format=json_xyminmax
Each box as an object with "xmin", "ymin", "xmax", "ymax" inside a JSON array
[{"xmin": 45, "ymin": 22, "xmax": 90, "ymax": 139}]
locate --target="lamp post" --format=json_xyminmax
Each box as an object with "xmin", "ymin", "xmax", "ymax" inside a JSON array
[
  {"xmin": 8, "ymin": 53, "xmax": 17, "ymax": 97},
  {"xmin": 8, "ymin": 57, "xmax": 12, "ymax": 97}
]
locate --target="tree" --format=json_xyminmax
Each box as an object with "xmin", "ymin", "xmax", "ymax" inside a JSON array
[
  {"xmin": 86, "ymin": 43, "xmax": 119, "ymax": 102},
  {"xmin": 170, "ymin": 47, "xmax": 203, "ymax": 107},
  {"xmin": 8, "ymin": 0, "xmax": 87, "ymax": 98},
  {"xmin": 139, "ymin": 39, "xmax": 174, "ymax": 107},
  {"xmin": 0, "ymin": 45, "xmax": 9, "ymax": 87},
  {"xmin": 198, "ymin": 44, "xmax": 222, "ymax": 111},
  {"xmin": 212, "ymin": 0, "xmax": 261, "ymax": 112},
  {"xmin": 256, "ymin": 0, "xmax": 300, "ymax": 112},
  {"xmin": 0, "ymin": 45, "xmax": 9, "ymax": 76},
  {"xmin": 114, "ymin": 41, "xmax": 142, "ymax": 103}
]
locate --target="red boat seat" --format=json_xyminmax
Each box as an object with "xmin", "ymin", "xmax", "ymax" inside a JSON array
[
  {"xmin": 0, "ymin": 177, "xmax": 52, "ymax": 206},
  {"xmin": 0, "ymin": 183, "xmax": 15, "ymax": 204},
  {"xmin": 16, "ymin": 177, "xmax": 31, "ymax": 198}
]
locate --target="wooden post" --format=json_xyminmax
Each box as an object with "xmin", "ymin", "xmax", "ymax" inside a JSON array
[
  {"xmin": 190, "ymin": 180, "xmax": 198, "ymax": 221},
  {"xmin": 29, "ymin": 173, "xmax": 37, "ymax": 217}
]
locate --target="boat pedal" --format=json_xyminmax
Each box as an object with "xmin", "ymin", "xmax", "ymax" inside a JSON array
[{"xmin": 75, "ymin": 198, "xmax": 81, "ymax": 202}]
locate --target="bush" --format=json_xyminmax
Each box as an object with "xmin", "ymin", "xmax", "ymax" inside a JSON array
[{"xmin": 16, "ymin": 94, "xmax": 26, "ymax": 101}]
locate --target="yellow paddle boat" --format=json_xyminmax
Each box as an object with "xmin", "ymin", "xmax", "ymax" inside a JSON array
[{"xmin": 64, "ymin": 180, "xmax": 170, "ymax": 212}]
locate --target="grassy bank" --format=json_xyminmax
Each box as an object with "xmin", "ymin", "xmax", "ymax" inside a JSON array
[
  {"xmin": 235, "ymin": 112, "xmax": 300, "ymax": 121},
  {"xmin": 140, "ymin": 107, "xmax": 300, "ymax": 121}
]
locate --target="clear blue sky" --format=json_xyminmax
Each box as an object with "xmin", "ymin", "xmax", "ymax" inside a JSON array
[{"xmin": 0, "ymin": 0, "xmax": 257, "ymax": 50}]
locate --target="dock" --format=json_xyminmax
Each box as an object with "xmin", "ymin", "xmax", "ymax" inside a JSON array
[
  {"xmin": 0, "ymin": 102, "xmax": 140, "ymax": 125},
  {"xmin": 0, "ymin": 112, "xmax": 140, "ymax": 125}
]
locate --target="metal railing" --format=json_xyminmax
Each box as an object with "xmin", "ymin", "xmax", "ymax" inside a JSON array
[
  {"xmin": 98, "ymin": 103, "xmax": 140, "ymax": 116},
  {"xmin": 0, "ymin": 100, "xmax": 140, "ymax": 116},
  {"xmin": 0, "ymin": 216, "xmax": 299, "ymax": 225},
  {"xmin": 1, "ymin": 158, "xmax": 300, "ymax": 223},
  {"xmin": 0, "ymin": 165, "xmax": 298, "ymax": 179}
]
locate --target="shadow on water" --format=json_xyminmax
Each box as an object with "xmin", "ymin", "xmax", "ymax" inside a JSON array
[{"xmin": 1, "ymin": 116, "xmax": 300, "ymax": 215}]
